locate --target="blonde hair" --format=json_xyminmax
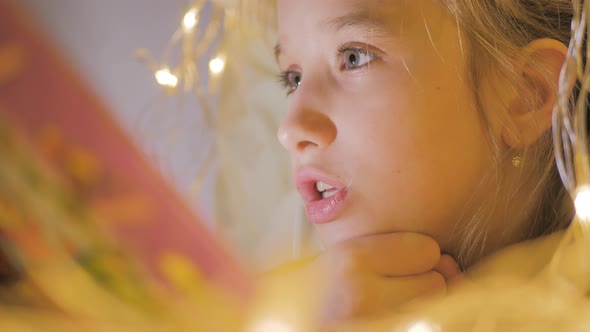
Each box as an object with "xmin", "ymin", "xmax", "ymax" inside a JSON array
[{"xmin": 440, "ymin": 0, "xmax": 576, "ymax": 266}]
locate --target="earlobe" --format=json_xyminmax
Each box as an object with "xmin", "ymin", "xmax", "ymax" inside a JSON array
[{"xmin": 502, "ymin": 38, "xmax": 568, "ymax": 148}]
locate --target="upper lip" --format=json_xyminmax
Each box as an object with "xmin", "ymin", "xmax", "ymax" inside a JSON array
[{"xmin": 294, "ymin": 166, "xmax": 346, "ymax": 203}]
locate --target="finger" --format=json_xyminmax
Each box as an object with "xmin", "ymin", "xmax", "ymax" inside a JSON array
[
  {"xmin": 320, "ymin": 271, "xmax": 445, "ymax": 324},
  {"xmin": 433, "ymin": 254, "xmax": 462, "ymax": 282},
  {"xmin": 349, "ymin": 271, "xmax": 447, "ymax": 316},
  {"xmin": 329, "ymin": 232, "xmax": 441, "ymax": 276},
  {"xmin": 381, "ymin": 270, "xmax": 447, "ymax": 304},
  {"xmin": 385, "ymin": 271, "xmax": 448, "ymax": 314}
]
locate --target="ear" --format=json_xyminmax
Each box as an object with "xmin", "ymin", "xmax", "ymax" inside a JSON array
[{"xmin": 502, "ymin": 38, "xmax": 568, "ymax": 148}]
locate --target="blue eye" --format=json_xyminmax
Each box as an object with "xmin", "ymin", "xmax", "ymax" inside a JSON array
[
  {"xmin": 278, "ymin": 71, "xmax": 302, "ymax": 95},
  {"xmin": 339, "ymin": 47, "xmax": 378, "ymax": 70}
]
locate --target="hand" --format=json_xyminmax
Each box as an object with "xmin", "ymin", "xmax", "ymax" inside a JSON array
[{"xmin": 307, "ymin": 232, "xmax": 462, "ymax": 326}]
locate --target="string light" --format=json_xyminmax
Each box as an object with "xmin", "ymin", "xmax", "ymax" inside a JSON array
[
  {"xmin": 574, "ymin": 185, "xmax": 590, "ymax": 221},
  {"xmin": 154, "ymin": 68, "xmax": 178, "ymax": 88},
  {"xmin": 137, "ymin": 1, "xmax": 225, "ymax": 96},
  {"xmin": 209, "ymin": 55, "xmax": 226, "ymax": 75},
  {"xmin": 246, "ymin": 318, "xmax": 296, "ymax": 332},
  {"xmin": 405, "ymin": 321, "xmax": 440, "ymax": 332},
  {"xmin": 136, "ymin": 1, "xmax": 226, "ymax": 215},
  {"xmin": 549, "ymin": 0, "xmax": 590, "ymax": 298},
  {"xmin": 182, "ymin": 8, "xmax": 199, "ymax": 32}
]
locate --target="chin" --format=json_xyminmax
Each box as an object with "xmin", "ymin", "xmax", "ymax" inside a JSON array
[
  {"xmin": 316, "ymin": 222, "xmax": 362, "ymax": 246},
  {"xmin": 315, "ymin": 216, "xmax": 390, "ymax": 246}
]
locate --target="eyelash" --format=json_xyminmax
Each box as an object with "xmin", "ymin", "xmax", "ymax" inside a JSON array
[
  {"xmin": 336, "ymin": 44, "xmax": 380, "ymax": 70},
  {"xmin": 278, "ymin": 43, "xmax": 380, "ymax": 96},
  {"xmin": 277, "ymin": 71, "xmax": 301, "ymax": 96}
]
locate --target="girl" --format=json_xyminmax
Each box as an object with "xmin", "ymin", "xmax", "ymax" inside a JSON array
[{"xmin": 267, "ymin": 0, "xmax": 578, "ymax": 326}]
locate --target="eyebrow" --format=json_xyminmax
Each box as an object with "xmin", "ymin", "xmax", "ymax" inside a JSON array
[
  {"xmin": 275, "ymin": 10, "xmax": 393, "ymax": 63},
  {"xmin": 326, "ymin": 11, "xmax": 391, "ymax": 35},
  {"xmin": 274, "ymin": 43, "xmax": 282, "ymax": 63}
]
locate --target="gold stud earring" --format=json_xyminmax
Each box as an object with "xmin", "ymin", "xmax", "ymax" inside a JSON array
[{"xmin": 512, "ymin": 155, "xmax": 523, "ymax": 168}]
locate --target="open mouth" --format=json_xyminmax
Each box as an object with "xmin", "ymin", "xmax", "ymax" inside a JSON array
[
  {"xmin": 295, "ymin": 177, "xmax": 344, "ymax": 203},
  {"xmin": 294, "ymin": 168, "xmax": 350, "ymax": 224},
  {"xmin": 315, "ymin": 181, "xmax": 340, "ymax": 199}
]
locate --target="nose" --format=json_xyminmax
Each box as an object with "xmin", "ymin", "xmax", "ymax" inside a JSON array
[{"xmin": 277, "ymin": 106, "xmax": 337, "ymax": 154}]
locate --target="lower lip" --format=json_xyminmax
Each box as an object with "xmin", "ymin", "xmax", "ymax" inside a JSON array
[{"xmin": 304, "ymin": 188, "xmax": 349, "ymax": 224}]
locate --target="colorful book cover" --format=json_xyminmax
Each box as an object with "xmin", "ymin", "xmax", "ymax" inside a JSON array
[{"xmin": 0, "ymin": 0, "xmax": 251, "ymax": 327}]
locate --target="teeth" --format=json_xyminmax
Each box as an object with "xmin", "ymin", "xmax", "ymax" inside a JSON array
[
  {"xmin": 316, "ymin": 181, "xmax": 338, "ymax": 199},
  {"xmin": 315, "ymin": 181, "xmax": 334, "ymax": 192},
  {"xmin": 322, "ymin": 190, "xmax": 338, "ymax": 199}
]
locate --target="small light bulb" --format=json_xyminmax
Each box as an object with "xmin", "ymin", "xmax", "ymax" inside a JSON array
[
  {"xmin": 247, "ymin": 318, "xmax": 296, "ymax": 332},
  {"xmin": 155, "ymin": 68, "xmax": 178, "ymax": 88},
  {"xmin": 209, "ymin": 56, "xmax": 226, "ymax": 75},
  {"xmin": 575, "ymin": 185, "xmax": 590, "ymax": 221},
  {"xmin": 183, "ymin": 8, "xmax": 198, "ymax": 32},
  {"xmin": 406, "ymin": 321, "xmax": 439, "ymax": 332}
]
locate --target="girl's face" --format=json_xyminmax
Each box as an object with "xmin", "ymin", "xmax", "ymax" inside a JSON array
[{"xmin": 276, "ymin": 0, "xmax": 508, "ymax": 255}]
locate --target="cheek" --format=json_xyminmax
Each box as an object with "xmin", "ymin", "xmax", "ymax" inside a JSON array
[
  {"xmin": 336, "ymin": 72, "xmax": 489, "ymax": 233},
  {"xmin": 334, "ymin": 67, "xmax": 423, "ymax": 168},
  {"xmin": 335, "ymin": 83, "xmax": 414, "ymax": 170}
]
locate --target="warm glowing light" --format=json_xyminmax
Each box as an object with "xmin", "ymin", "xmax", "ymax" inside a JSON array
[
  {"xmin": 575, "ymin": 185, "xmax": 590, "ymax": 221},
  {"xmin": 406, "ymin": 321, "xmax": 439, "ymax": 332},
  {"xmin": 247, "ymin": 318, "xmax": 296, "ymax": 332},
  {"xmin": 183, "ymin": 8, "xmax": 198, "ymax": 32},
  {"xmin": 155, "ymin": 68, "xmax": 178, "ymax": 87},
  {"xmin": 209, "ymin": 56, "xmax": 226, "ymax": 75}
]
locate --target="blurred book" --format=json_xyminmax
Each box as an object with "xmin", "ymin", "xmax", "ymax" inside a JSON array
[{"xmin": 0, "ymin": 0, "xmax": 251, "ymax": 328}]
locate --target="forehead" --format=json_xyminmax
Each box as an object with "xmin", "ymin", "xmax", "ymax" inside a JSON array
[
  {"xmin": 276, "ymin": 0, "xmax": 452, "ymax": 59},
  {"xmin": 277, "ymin": 0, "xmax": 406, "ymax": 32}
]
